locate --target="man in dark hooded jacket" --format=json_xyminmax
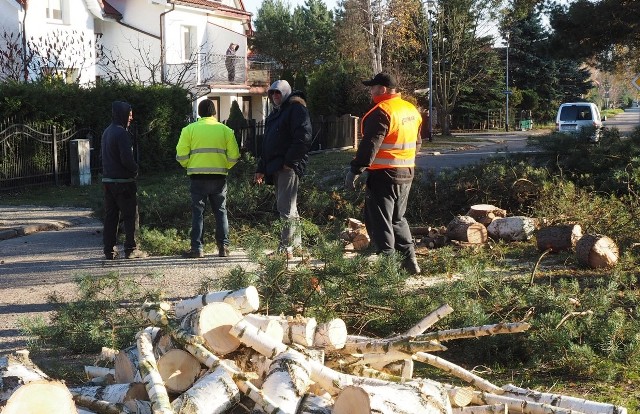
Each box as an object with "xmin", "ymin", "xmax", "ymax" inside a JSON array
[
  {"xmin": 101, "ymin": 101, "xmax": 147, "ymax": 260},
  {"xmin": 254, "ymin": 80, "xmax": 312, "ymax": 258}
]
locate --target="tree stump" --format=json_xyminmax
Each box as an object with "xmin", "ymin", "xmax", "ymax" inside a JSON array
[
  {"xmin": 576, "ymin": 234, "xmax": 619, "ymax": 268},
  {"xmin": 313, "ymin": 318, "xmax": 348, "ymax": 350},
  {"xmin": 536, "ymin": 224, "xmax": 583, "ymax": 252},
  {"xmin": 466, "ymin": 204, "xmax": 507, "ymax": 226},
  {"xmin": 447, "ymin": 216, "xmax": 487, "ymax": 244},
  {"xmin": 487, "ymin": 216, "xmax": 536, "ymax": 241}
]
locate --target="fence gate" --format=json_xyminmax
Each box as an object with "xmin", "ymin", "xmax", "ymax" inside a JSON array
[{"xmin": 0, "ymin": 122, "xmax": 97, "ymax": 191}]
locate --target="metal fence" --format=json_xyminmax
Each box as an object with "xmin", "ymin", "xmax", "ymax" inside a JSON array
[
  {"xmin": 0, "ymin": 121, "xmax": 100, "ymax": 191},
  {"xmin": 1, "ymin": 114, "xmax": 358, "ymax": 191},
  {"xmin": 233, "ymin": 114, "xmax": 359, "ymax": 158}
]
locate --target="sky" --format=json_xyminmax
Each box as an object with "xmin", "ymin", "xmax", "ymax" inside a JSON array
[{"xmin": 242, "ymin": 0, "xmax": 340, "ymax": 20}]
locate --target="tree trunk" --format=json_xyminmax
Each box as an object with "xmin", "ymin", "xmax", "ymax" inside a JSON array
[
  {"xmin": 487, "ymin": 216, "xmax": 536, "ymax": 242},
  {"xmin": 3, "ymin": 380, "xmax": 77, "ymax": 414},
  {"xmin": 466, "ymin": 205, "xmax": 507, "ymax": 226},
  {"xmin": 84, "ymin": 366, "xmax": 116, "ymax": 380},
  {"xmin": 333, "ymin": 381, "xmax": 452, "ymax": 414},
  {"xmin": 415, "ymin": 353, "xmax": 502, "ymax": 394},
  {"xmin": 268, "ymin": 314, "xmax": 318, "ymax": 347},
  {"xmin": 261, "ymin": 351, "xmax": 312, "ymax": 413},
  {"xmin": 313, "ymin": 318, "xmax": 348, "ymax": 350},
  {"xmin": 179, "ymin": 301, "xmax": 243, "ymax": 355},
  {"xmin": 244, "ymin": 313, "xmax": 285, "ymax": 342},
  {"xmin": 501, "ymin": 384, "xmax": 627, "ymax": 414},
  {"xmin": 447, "ymin": 216, "xmax": 487, "ymax": 244},
  {"xmin": 0, "ymin": 350, "xmax": 50, "ymax": 402},
  {"xmin": 156, "ymin": 349, "xmax": 202, "ymax": 394},
  {"xmin": 174, "ymin": 286, "xmax": 260, "ymax": 318},
  {"xmin": 575, "ymin": 234, "xmax": 619, "ymax": 268},
  {"xmin": 403, "ymin": 304, "xmax": 454, "ymax": 336},
  {"xmin": 535, "ymin": 224, "xmax": 583, "ymax": 252},
  {"xmin": 135, "ymin": 330, "xmax": 173, "ymax": 414},
  {"xmin": 72, "ymin": 393, "xmax": 132, "ymax": 414},
  {"xmin": 69, "ymin": 383, "xmax": 148, "ymax": 405},
  {"xmin": 451, "ymin": 404, "xmax": 507, "ymax": 413},
  {"xmin": 114, "ymin": 346, "xmax": 141, "ymax": 384},
  {"xmin": 470, "ymin": 390, "xmax": 593, "ymax": 414},
  {"xmin": 170, "ymin": 366, "xmax": 240, "ymax": 414}
]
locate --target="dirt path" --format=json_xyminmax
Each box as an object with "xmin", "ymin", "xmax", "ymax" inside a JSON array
[{"xmin": 0, "ymin": 206, "xmax": 257, "ymax": 355}]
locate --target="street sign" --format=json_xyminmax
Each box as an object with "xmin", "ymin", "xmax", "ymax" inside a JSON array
[
  {"xmin": 502, "ymin": 90, "xmax": 513, "ymax": 95},
  {"xmin": 633, "ymin": 74, "xmax": 640, "ymax": 91}
]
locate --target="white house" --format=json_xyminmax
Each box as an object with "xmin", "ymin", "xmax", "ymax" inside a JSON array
[{"xmin": 0, "ymin": 0, "xmax": 272, "ymax": 122}]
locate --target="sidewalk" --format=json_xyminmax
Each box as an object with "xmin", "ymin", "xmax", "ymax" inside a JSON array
[{"xmin": 0, "ymin": 205, "xmax": 257, "ymax": 354}]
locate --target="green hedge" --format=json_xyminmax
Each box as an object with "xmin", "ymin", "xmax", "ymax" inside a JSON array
[{"xmin": 0, "ymin": 81, "xmax": 191, "ymax": 170}]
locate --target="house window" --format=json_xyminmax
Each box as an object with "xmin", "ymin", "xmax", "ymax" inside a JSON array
[
  {"xmin": 182, "ymin": 26, "xmax": 196, "ymax": 61},
  {"xmin": 46, "ymin": 0, "xmax": 63, "ymax": 21}
]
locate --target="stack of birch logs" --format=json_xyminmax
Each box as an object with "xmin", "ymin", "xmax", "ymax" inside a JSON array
[
  {"xmin": 0, "ymin": 286, "xmax": 628, "ymax": 414},
  {"xmin": 411, "ymin": 204, "xmax": 619, "ymax": 269}
]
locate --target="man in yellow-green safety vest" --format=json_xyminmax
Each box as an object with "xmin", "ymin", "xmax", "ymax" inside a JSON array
[{"xmin": 176, "ymin": 99, "xmax": 240, "ymax": 258}]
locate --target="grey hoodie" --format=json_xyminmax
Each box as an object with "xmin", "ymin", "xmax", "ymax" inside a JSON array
[{"xmin": 268, "ymin": 80, "xmax": 292, "ymax": 107}]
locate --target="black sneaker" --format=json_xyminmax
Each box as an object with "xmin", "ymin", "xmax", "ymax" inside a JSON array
[
  {"xmin": 182, "ymin": 250, "xmax": 204, "ymax": 259},
  {"xmin": 125, "ymin": 249, "xmax": 149, "ymax": 259}
]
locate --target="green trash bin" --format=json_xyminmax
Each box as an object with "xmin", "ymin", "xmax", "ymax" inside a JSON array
[{"xmin": 519, "ymin": 120, "xmax": 532, "ymax": 131}]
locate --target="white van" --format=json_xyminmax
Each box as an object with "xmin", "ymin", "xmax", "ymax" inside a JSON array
[{"xmin": 555, "ymin": 102, "xmax": 605, "ymax": 142}]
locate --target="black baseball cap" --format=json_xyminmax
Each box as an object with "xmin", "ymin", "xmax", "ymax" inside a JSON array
[{"xmin": 362, "ymin": 72, "xmax": 397, "ymax": 88}]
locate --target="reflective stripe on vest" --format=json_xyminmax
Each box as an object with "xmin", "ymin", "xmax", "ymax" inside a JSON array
[
  {"xmin": 187, "ymin": 167, "xmax": 229, "ymax": 174},
  {"xmin": 362, "ymin": 95, "xmax": 421, "ymax": 170}
]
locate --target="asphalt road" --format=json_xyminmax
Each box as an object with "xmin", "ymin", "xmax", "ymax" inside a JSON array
[{"xmin": 417, "ymin": 107, "xmax": 640, "ymax": 175}]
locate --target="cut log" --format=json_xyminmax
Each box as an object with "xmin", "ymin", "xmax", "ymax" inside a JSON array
[
  {"xmin": 410, "ymin": 226, "xmax": 433, "ymax": 236},
  {"xmin": 333, "ymin": 381, "xmax": 452, "ymax": 414},
  {"xmin": 351, "ymin": 231, "xmax": 371, "ymax": 250},
  {"xmin": 136, "ymin": 330, "xmax": 173, "ymax": 414},
  {"xmin": 348, "ymin": 217, "xmax": 365, "ymax": 230},
  {"xmin": 412, "ymin": 322, "xmax": 530, "ymax": 344},
  {"xmin": 84, "ymin": 366, "xmax": 116, "ymax": 380},
  {"xmin": 71, "ymin": 393, "xmax": 131, "ymax": 414},
  {"xmin": 535, "ymin": 224, "xmax": 583, "ymax": 252},
  {"xmin": 180, "ymin": 301, "xmax": 243, "ymax": 355},
  {"xmin": 470, "ymin": 390, "xmax": 592, "ymax": 414},
  {"xmin": 171, "ymin": 366, "xmax": 240, "ymax": 414},
  {"xmin": 466, "ymin": 204, "xmax": 507, "ymax": 226},
  {"xmin": 313, "ymin": 318, "xmax": 348, "ymax": 350},
  {"xmin": 0, "ymin": 350, "xmax": 50, "ymax": 402},
  {"xmin": 244, "ymin": 313, "xmax": 286, "ymax": 342},
  {"xmin": 296, "ymin": 393, "xmax": 333, "ymax": 414},
  {"xmin": 451, "ymin": 404, "xmax": 507, "ymax": 413},
  {"xmin": 575, "ymin": 234, "xmax": 619, "ymax": 269},
  {"xmin": 174, "ymin": 286, "xmax": 260, "ymax": 318},
  {"xmin": 99, "ymin": 347, "xmax": 119, "ymax": 363},
  {"xmin": 446, "ymin": 386, "xmax": 474, "ymax": 408},
  {"xmin": 124, "ymin": 400, "xmax": 153, "ymax": 414},
  {"xmin": 447, "ymin": 216, "xmax": 488, "ymax": 244},
  {"xmin": 182, "ymin": 343, "xmax": 284, "ymax": 413},
  {"xmin": 3, "ymin": 380, "xmax": 77, "ymax": 414},
  {"xmin": 332, "ymin": 385, "xmax": 371, "ymax": 414},
  {"xmin": 261, "ymin": 351, "xmax": 312, "ymax": 413},
  {"xmin": 69, "ymin": 383, "xmax": 148, "ymax": 405},
  {"xmin": 501, "ymin": 384, "xmax": 627, "ymax": 414},
  {"xmin": 156, "ymin": 349, "xmax": 202, "ymax": 394},
  {"xmin": 269, "ymin": 314, "xmax": 318, "ymax": 347},
  {"xmin": 114, "ymin": 346, "xmax": 141, "ymax": 384},
  {"xmin": 487, "ymin": 216, "xmax": 536, "ymax": 242}
]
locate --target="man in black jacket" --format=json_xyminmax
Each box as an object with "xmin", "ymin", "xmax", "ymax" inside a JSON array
[
  {"xmin": 101, "ymin": 101, "xmax": 147, "ymax": 260},
  {"xmin": 254, "ymin": 80, "xmax": 312, "ymax": 258}
]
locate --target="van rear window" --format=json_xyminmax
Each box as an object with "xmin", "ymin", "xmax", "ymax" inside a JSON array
[{"xmin": 560, "ymin": 105, "xmax": 592, "ymax": 121}]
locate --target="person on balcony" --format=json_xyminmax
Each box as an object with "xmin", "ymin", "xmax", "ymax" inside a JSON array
[
  {"xmin": 176, "ymin": 99, "xmax": 240, "ymax": 258},
  {"xmin": 253, "ymin": 80, "xmax": 312, "ymax": 259},
  {"xmin": 225, "ymin": 43, "xmax": 239, "ymax": 82}
]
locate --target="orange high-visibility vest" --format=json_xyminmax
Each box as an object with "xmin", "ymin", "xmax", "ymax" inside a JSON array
[{"xmin": 362, "ymin": 95, "xmax": 422, "ymax": 170}]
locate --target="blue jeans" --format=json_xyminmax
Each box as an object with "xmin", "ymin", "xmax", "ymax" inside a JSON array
[
  {"xmin": 190, "ymin": 177, "xmax": 229, "ymax": 253},
  {"xmin": 274, "ymin": 168, "xmax": 301, "ymax": 252}
]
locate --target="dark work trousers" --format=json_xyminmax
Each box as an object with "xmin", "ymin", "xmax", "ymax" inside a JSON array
[
  {"xmin": 103, "ymin": 182, "xmax": 139, "ymax": 256},
  {"xmin": 190, "ymin": 177, "xmax": 229, "ymax": 253},
  {"xmin": 364, "ymin": 175, "xmax": 416, "ymax": 260}
]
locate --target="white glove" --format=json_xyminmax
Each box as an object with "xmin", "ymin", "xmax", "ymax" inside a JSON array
[{"xmin": 344, "ymin": 171, "xmax": 358, "ymax": 191}]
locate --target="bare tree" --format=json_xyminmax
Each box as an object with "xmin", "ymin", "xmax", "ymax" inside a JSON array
[{"xmin": 0, "ymin": 29, "xmax": 93, "ymax": 83}]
